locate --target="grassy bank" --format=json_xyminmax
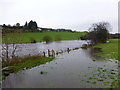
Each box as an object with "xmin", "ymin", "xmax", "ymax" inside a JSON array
[
  {"xmin": 92, "ymin": 39, "xmax": 119, "ymax": 60},
  {"xmin": 2, "ymin": 56, "xmax": 55, "ymax": 79},
  {"xmin": 2, "ymin": 31, "xmax": 86, "ymax": 44}
]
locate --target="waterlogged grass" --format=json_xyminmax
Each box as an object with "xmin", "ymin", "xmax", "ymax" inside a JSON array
[
  {"xmin": 81, "ymin": 66, "xmax": 119, "ymax": 88},
  {"xmin": 3, "ymin": 56, "xmax": 54, "ymax": 72},
  {"xmin": 2, "ymin": 31, "xmax": 86, "ymax": 44},
  {"xmin": 82, "ymin": 41, "xmax": 119, "ymax": 89},
  {"xmin": 93, "ymin": 39, "xmax": 119, "ymax": 60}
]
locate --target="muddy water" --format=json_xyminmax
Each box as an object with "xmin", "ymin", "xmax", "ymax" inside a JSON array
[{"xmin": 2, "ymin": 49, "xmax": 118, "ymax": 88}]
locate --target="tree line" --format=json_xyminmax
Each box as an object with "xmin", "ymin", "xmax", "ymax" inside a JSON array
[
  {"xmin": 2, "ymin": 20, "xmax": 73, "ymax": 32},
  {"xmin": 2, "ymin": 20, "xmax": 38, "ymax": 30}
]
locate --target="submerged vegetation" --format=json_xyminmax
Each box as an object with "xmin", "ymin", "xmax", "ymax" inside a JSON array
[
  {"xmin": 81, "ymin": 65, "xmax": 118, "ymax": 88},
  {"xmin": 80, "ymin": 39, "xmax": 119, "ymax": 88}
]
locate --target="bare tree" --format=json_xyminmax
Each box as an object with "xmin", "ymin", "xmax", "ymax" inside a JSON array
[{"xmin": 2, "ymin": 30, "xmax": 23, "ymax": 61}]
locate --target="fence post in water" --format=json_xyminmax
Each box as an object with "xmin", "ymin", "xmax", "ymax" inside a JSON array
[
  {"xmin": 67, "ymin": 48, "xmax": 70, "ymax": 53},
  {"xmin": 61, "ymin": 50, "xmax": 63, "ymax": 53},
  {"xmin": 43, "ymin": 51, "xmax": 46, "ymax": 57},
  {"xmin": 52, "ymin": 50, "xmax": 55, "ymax": 57},
  {"xmin": 48, "ymin": 49, "xmax": 51, "ymax": 57},
  {"xmin": 56, "ymin": 51, "xmax": 58, "ymax": 55}
]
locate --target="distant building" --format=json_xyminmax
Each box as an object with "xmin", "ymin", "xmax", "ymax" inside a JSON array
[
  {"xmin": 37, "ymin": 27, "xmax": 42, "ymax": 31},
  {"xmin": 0, "ymin": 25, "xmax": 3, "ymax": 30}
]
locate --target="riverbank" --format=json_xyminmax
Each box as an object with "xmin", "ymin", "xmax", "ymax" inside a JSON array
[
  {"xmin": 92, "ymin": 39, "xmax": 119, "ymax": 60},
  {"xmin": 2, "ymin": 56, "xmax": 55, "ymax": 80},
  {"xmin": 2, "ymin": 31, "xmax": 86, "ymax": 44}
]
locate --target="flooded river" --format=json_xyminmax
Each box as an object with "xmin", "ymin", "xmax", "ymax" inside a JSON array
[
  {"xmin": 1, "ymin": 40, "xmax": 88, "ymax": 58},
  {"xmin": 2, "ymin": 40, "xmax": 118, "ymax": 88}
]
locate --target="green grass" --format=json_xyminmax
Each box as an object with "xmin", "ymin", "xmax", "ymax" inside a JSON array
[
  {"xmin": 92, "ymin": 39, "xmax": 119, "ymax": 60},
  {"xmin": 3, "ymin": 56, "xmax": 55, "ymax": 72},
  {"xmin": 11, "ymin": 57, "xmax": 54, "ymax": 72},
  {"xmin": 2, "ymin": 31, "xmax": 86, "ymax": 44},
  {"xmin": 2, "ymin": 56, "xmax": 55, "ymax": 80}
]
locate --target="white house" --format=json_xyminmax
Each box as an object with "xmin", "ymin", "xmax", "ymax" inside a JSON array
[{"xmin": 37, "ymin": 27, "xmax": 42, "ymax": 31}]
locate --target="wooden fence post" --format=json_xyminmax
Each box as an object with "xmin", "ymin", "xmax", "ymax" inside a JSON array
[
  {"xmin": 43, "ymin": 51, "xmax": 46, "ymax": 57},
  {"xmin": 67, "ymin": 48, "xmax": 70, "ymax": 53},
  {"xmin": 48, "ymin": 49, "xmax": 51, "ymax": 57},
  {"xmin": 52, "ymin": 50, "xmax": 55, "ymax": 57},
  {"xmin": 56, "ymin": 51, "xmax": 58, "ymax": 55}
]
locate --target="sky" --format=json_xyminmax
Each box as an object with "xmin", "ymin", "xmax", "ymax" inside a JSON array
[{"xmin": 0, "ymin": 0, "xmax": 119, "ymax": 33}]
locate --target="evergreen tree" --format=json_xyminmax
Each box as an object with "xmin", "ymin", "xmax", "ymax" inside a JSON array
[
  {"xmin": 24, "ymin": 21, "xmax": 28, "ymax": 29},
  {"xmin": 28, "ymin": 20, "xmax": 38, "ymax": 30},
  {"xmin": 24, "ymin": 20, "xmax": 38, "ymax": 30}
]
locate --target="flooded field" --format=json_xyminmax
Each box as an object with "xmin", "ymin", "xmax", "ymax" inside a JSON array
[
  {"xmin": 1, "ymin": 40, "xmax": 88, "ymax": 58},
  {"xmin": 2, "ymin": 40, "xmax": 118, "ymax": 88}
]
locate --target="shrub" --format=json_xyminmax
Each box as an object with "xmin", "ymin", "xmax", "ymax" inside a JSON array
[
  {"xmin": 30, "ymin": 38, "xmax": 36, "ymax": 43},
  {"xmin": 87, "ymin": 22, "xmax": 110, "ymax": 44},
  {"xmin": 43, "ymin": 35, "xmax": 52, "ymax": 43}
]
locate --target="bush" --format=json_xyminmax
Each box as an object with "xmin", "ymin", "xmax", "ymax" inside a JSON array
[
  {"xmin": 43, "ymin": 35, "xmax": 52, "ymax": 43},
  {"xmin": 30, "ymin": 38, "xmax": 36, "ymax": 43},
  {"xmin": 80, "ymin": 35, "xmax": 88, "ymax": 40},
  {"xmin": 88, "ymin": 22, "xmax": 110, "ymax": 44}
]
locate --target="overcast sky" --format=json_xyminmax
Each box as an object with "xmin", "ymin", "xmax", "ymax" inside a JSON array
[{"xmin": 0, "ymin": 0, "xmax": 119, "ymax": 33}]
